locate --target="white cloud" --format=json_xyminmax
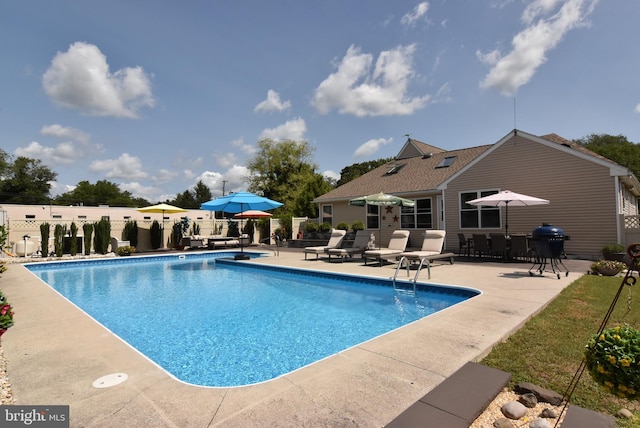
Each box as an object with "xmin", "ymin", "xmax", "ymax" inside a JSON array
[
  {"xmin": 312, "ymin": 45, "xmax": 429, "ymax": 117},
  {"xmin": 213, "ymin": 137, "xmax": 256, "ymax": 169},
  {"xmin": 254, "ymin": 90, "xmax": 291, "ymax": 112},
  {"xmin": 41, "ymin": 124, "xmax": 90, "ymax": 144},
  {"xmin": 197, "ymin": 165, "xmax": 249, "ymax": 197},
  {"xmin": 13, "ymin": 124, "xmax": 96, "ymax": 166},
  {"xmin": 401, "ymin": 2, "xmax": 429, "ymax": 27},
  {"xmin": 42, "ymin": 42, "xmax": 155, "ymax": 118},
  {"xmin": 153, "ymin": 168, "xmax": 178, "ymax": 183},
  {"xmin": 119, "ymin": 182, "xmax": 162, "ymax": 202},
  {"xmin": 478, "ymin": 0, "xmax": 597, "ymax": 96},
  {"xmin": 259, "ymin": 117, "xmax": 307, "ymax": 141},
  {"xmin": 89, "ymin": 153, "xmax": 148, "ymax": 179},
  {"xmin": 15, "ymin": 141, "xmax": 78, "ymax": 165},
  {"xmin": 353, "ymin": 137, "xmax": 393, "ymax": 158},
  {"xmin": 323, "ymin": 170, "xmax": 340, "ymax": 181},
  {"xmin": 635, "ymin": 103, "xmax": 640, "ymax": 114}
]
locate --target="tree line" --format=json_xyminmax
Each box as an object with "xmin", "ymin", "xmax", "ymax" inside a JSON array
[{"xmin": 1, "ymin": 134, "xmax": 636, "ymax": 217}]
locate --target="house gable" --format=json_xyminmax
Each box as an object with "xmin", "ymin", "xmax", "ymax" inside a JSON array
[{"xmin": 396, "ymin": 138, "xmax": 446, "ymax": 160}]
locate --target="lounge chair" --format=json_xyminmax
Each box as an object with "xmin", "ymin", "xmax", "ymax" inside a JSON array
[
  {"xmin": 326, "ymin": 230, "xmax": 369, "ymax": 262},
  {"xmin": 304, "ymin": 229, "xmax": 346, "ymax": 260},
  {"xmin": 397, "ymin": 230, "xmax": 454, "ymax": 278},
  {"xmin": 362, "ymin": 230, "xmax": 410, "ymax": 266}
]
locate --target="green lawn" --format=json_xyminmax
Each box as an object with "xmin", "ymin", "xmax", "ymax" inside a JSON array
[{"xmin": 480, "ymin": 273, "xmax": 640, "ymax": 427}]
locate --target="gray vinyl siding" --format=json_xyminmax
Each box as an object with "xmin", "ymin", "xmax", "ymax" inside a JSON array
[{"xmin": 444, "ymin": 134, "xmax": 617, "ymax": 258}]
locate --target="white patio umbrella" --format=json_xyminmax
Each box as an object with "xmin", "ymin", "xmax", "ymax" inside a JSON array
[{"xmin": 467, "ymin": 190, "xmax": 549, "ymax": 236}]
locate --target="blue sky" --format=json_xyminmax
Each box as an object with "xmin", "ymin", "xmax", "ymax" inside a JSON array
[{"xmin": 1, "ymin": 0, "xmax": 639, "ymax": 203}]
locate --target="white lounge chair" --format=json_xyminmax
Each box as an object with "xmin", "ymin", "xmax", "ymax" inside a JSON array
[
  {"xmin": 327, "ymin": 230, "xmax": 370, "ymax": 262},
  {"xmin": 304, "ymin": 229, "xmax": 346, "ymax": 260},
  {"xmin": 397, "ymin": 230, "xmax": 454, "ymax": 278},
  {"xmin": 362, "ymin": 230, "xmax": 410, "ymax": 266}
]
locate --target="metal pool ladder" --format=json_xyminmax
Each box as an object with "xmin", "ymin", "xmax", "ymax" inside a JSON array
[{"xmin": 391, "ymin": 256, "xmax": 430, "ymax": 294}]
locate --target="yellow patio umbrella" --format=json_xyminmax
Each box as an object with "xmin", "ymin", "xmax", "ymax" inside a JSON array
[{"xmin": 136, "ymin": 203, "xmax": 188, "ymax": 248}]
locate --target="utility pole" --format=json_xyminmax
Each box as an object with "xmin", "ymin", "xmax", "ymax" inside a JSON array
[{"xmin": 222, "ymin": 180, "xmax": 228, "ymax": 196}]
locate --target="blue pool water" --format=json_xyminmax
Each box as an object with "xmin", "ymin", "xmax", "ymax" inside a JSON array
[{"xmin": 27, "ymin": 253, "xmax": 479, "ymax": 387}]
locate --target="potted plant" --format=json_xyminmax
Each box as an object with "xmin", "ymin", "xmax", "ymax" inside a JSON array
[
  {"xmin": 305, "ymin": 222, "xmax": 319, "ymax": 239},
  {"xmin": 590, "ymin": 259, "xmax": 627, "ymax": 276},
  {"xmin": 584, "ymin": 325, "xmax": 640, "ymax": 400},
  {"xmin": 351, "ymin": 220, "xmax": 365, "ymax": 233},
  {"xmin": 319, "ymin": 222, "xmax": 332, "ymax": 239},
  {"xmin": 116, "ymin": 245, "xmax": 135, "ymax": 256},
  {"xmin": 602, "ymin": 243, "xmax": 625, "ymax": 262}
]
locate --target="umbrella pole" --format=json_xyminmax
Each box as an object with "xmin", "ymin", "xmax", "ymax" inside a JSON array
[{"xmin": 505, "ymin": 203, "xmax": 509, "ymax": 237}]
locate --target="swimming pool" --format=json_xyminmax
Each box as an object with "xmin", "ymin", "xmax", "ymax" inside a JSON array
[{"xmin": 26, "ymin": 253, "xmax": 480, "ymax": 387}]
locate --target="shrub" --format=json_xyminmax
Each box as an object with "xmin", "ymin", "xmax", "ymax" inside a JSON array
[
  {"xmin": 40, "ymin": 222, "xmax": 50, "ymax": 256},
  {"xmin": 351, "ymin": 221, "xmax": 365, "ymax": 232},
  {"xmin": 150, "ymin": 220, "xmax": 162, "ymax": 249},
  {"xmin": 305, "ymin": 222, "xmax": 319, "ymax": 233},
  {"xmin": 69, "ymin": 222, "xmax": 78, "ymax": 256},
  {"xmin": 602, "ymin": 243, "xmax": 625, "ymax": 257},
  {"xmin": 123, "ymin": 220, "xmax": 139, "ymax": 248},
  {"xmin": 319, "ymin": 222, "xmax": 332, "ymax": 233},
  {"xmin": 93, "ymin": 219, "xmax": 111, "ymax": 254},
  {"xmin": 336, "ymin": 222, "xmax": 349, "ymax": 231},
  {"xmin": 53, "ymin": 224, "xmax": 65, "ymax": 257},
  {"xmin": 82, "ymin": 223, "xmax": 93, "ymax": 255}
]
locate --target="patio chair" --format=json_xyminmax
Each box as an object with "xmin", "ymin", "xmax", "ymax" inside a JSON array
[
  {"xmin": 458, "ymin": 233, "xmax": 472, "ymax": 257},
  {"xmin": 362, "ymin": 230, "xmax": 410, "ymax": 266},
  {"xmin": 326, "ymin": 230, "xmax": 369, "ymax": 262},
  {"xmin": 509, "ymin": 234, "xmax": 531, "ymax": 262},
  {"xmin": 489, "ymin": 233, "xmax": 508, "ymax": 259},
  {"xmin": 397, "ymin": 230, "xmax": 454, "ymax": 278},
  {"xmin": 304, "ymin": 229, "xmax": 346, "ymax": 260},
  {"xmin": 472, "ymin": 234, "xmax": 490, "ymax": 258}
]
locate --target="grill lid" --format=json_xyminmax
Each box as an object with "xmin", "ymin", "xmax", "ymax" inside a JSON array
[{"xmin": 532, "ymin": 223, "xmax": 564, "ymax": 240}]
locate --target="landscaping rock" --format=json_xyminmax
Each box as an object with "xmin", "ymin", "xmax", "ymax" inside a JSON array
[
  {"xmin": 493, "ymin": 418, "xmax": 515, "ymax": 428},
  {"xmin": 529, "ymin": 418, "xmax": 552, "ymax": 428},
  {"xmin": 518, "ymin": 392, "xmax": 538, "ymax": 408},
  {"xmin": 501, "ymin": 401, "xmax": 527, "ymax": 419},
  {"xmin": 540, "ymin": 408, "xmax": 557, "ymax": 419},
  {"xmin": 616, "ymin": 408, "xmax": 633, "ymax": 419},
  {"xmin": 514, "ymin": 382, "xmax": 563, "ymax": 405}
]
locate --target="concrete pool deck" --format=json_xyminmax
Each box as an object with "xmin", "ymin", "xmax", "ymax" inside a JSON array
[{"xmin": 0, "ymin": 249, "xmax": 591, "ymax": 427}]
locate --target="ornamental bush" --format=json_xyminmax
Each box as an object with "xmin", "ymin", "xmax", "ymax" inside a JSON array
[{"xmin": 585, "ymin": 325, "xmax": 640, "ymax": 400}]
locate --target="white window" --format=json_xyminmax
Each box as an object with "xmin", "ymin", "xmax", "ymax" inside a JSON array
[{"xmin": 460, "ymin": 190, "xmax": 500, "ymax": 229}]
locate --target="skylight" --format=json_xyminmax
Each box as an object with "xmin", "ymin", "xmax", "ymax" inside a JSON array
[
  {"xmin": 384, "ymin": 163, "xmax": 406, "ymax": 175},
  {"xmin": 436, "ymin": 156, "xmax": 456, "ymax": 168}
]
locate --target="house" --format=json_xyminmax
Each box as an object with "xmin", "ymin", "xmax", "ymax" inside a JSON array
[{"xmin": 314, "ymin": 129, "xmax": 640, "ymax": 259}]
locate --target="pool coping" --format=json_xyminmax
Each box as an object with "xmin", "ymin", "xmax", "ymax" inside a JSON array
[{"xmin": 1, "ymin": 249, "xmax": 591, "ymax": 426}]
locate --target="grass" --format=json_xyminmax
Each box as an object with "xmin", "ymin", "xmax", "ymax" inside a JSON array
[{"xmin": 480, "ymin": 273, "xmax": 640, "ymax": 427}]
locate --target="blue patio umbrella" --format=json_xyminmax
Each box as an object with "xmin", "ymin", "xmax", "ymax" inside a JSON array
[{"xmin": 200, "ymin": 192, "xmax": 283, "ymax": 259}]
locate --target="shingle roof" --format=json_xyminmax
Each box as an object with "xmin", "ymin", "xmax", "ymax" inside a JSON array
[
  {"xmin": 315, "ymin": 143, "xmax": 491, "ymax": 202},
  {"xmin": 540, "ymin": 133, "xmax": 616, "ymax": 164}
]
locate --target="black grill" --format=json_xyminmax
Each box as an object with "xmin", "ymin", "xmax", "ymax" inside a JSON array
[{"xmin": 529, "ymin": 223, "xmax": 569, "ymax": 279}]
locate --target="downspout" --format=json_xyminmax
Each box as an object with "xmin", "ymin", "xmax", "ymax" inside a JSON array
[{"xmin": 614, "ymin": 176, "xmax": 622, "ymax": 244}]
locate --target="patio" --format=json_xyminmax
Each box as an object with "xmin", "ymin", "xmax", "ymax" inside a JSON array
[{"xmin": 0, "ymin": 248, "xmax": 591, "ymax": 426}]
